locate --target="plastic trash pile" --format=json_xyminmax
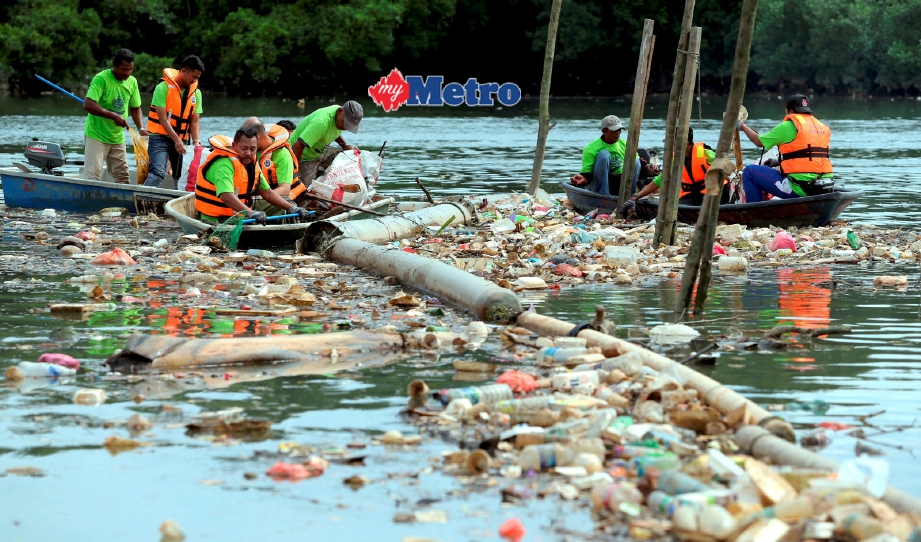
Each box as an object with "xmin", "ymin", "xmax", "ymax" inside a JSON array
[{"xmin": 404, "ymin": 332, "xmax": 917, "ymax": 542}]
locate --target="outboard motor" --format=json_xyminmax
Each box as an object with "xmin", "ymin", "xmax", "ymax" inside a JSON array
[{"xmin": 24, "ymin": 141, "xmax": 67, "ymax": 175}]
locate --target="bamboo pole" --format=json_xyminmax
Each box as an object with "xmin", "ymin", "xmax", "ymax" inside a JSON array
[
  {"xmin": 617, "ymin": 19, "xmax": 655, "ymax": 214},
  {"xmin": 653, "ymin": 0, "xmax": 696, "ymax": 246},
  {"xmin": 677, "ymin": 0, "xmax": 760, "ymax": 315},
  {"xmin": 659, "ymin": 27, "xmax": 702, "ymax": 246},
  {"xmin": 527, "ymin": 0, "xmax": 564, "ymax": 195}
]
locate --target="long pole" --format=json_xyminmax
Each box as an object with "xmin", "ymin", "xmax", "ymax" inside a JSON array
[
  {"xmin": 653, "ymin": 0, "xmax": 696, "ymax": 246},
  {"xmin": 659, "ymin": 27, "xmax": 702, "ymax": 245},
  {"xmin": 35, "ymin": 75, "xmax": 84, "ymax": 104},
  {"xmin": 617, "ymin": 19, "xmax": 656, "ymax": 214},
  {"xmin": 527, "ymin": 0, "xmax": 564, "ymax": 195},
  {"xmin": 677, "ymin": 0, "xmax": 760, "ymax": 315}
]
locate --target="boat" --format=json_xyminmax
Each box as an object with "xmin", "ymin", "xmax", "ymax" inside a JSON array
[
  {"xmin": 0, "ymin": 168, "xmax": 185, "ymax": 215},
  {"xmin": 165, "ymin": 192, "xmax": 395, "ymax": 249},
  {"xmin": 560, "ymin": 181, "xmax": 863, "ymax": 228},
  {"xmin": 0, "ymin": 140, "xmax": 184, "ymax": 214}
]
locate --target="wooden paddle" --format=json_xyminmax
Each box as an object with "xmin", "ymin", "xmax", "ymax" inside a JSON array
[{"xmin": 300, "ymin": 192, "xmax": 386, "ymax": 217}]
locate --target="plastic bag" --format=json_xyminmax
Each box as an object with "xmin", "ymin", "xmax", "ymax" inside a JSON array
[
  {"xmin": 769, "ymin": 230, "xmax": 797, "ymax": 252},
  {"xmin": 307, "ymin": 150, "xmax": 368, "ymax": 208},
  {"xmin": 129, "ymin": 128, "xmax": 150, "ymax": 184},
  {"xmin": 183, "ymin": 145, "xmax": 205, "ymax": 192},
  {"xmin": 358, "ymin": 149, "xmax": 382, "ymax": 186},
  {"xmin": 91, "ymin": 247, "xmax": 137, "ymax": 266}
]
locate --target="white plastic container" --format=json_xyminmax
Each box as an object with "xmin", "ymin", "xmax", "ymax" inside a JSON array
[
  {"xmin": 603, "ymin": 246, "xmax": 639, "ymax": 265},
  {"xmin": 10, "ymin": 361, "xmax": 77, "ymax": 378},
  {"xmin": 717, "ymin": 256, "xmax": 748, "ymax": 272},
  {"xmin": 551, "ymin": 370, "xmax": 601, "ymax": 390}
]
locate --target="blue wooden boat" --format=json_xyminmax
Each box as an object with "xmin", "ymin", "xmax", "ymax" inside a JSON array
[
  {"xmin": 560, "ymin": 181, "xmax": 863, "ymax": 228},
  {"xmin": 0, "ymin": 168, "xmax": 185, "ymax": 214}
]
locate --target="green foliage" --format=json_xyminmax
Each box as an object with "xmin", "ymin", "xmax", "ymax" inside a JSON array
[
  {"xmin": 0, "ymin": 0, "xmax": 101, "ymax": 93},
  {"xmin": 2, "ymin": 0, "xmax": 921, "ymax": 96}
]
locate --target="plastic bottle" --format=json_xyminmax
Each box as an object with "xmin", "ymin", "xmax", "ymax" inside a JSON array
[
  {"xmin": 518, "ymin": 443, "xmax": 576, "ymax": 471},
  {"xmin": 614, "ymin": 445, "xmax": 664, "ymax": 459},
  {"xmin": 551, "ymin": 370, "xmax": 602, "ymax": 390},
  {"xmin": 543, "ymin": 418, "xmax": 591, "ymax": 441},
  {"xmin": 496, "ymin": 396, "xmax": 554, "ymax": 414},
  {"xmin": 591, "ymin": 483, "xmax": 643, "ymax": 512},
  {"xmin": 769, "ymin": 495, "xmax": 815, "ymax": 521},
  {"xmin": 536, "ymin": 347, "xmax": 591, "ymax": 364},
  {"xmin": 707, "ymin": 449, "xmax": 746, "ymax": 481},
  {"xmin": 842, "ymin": 513, "xmax": 885, "ymax": 540},
  {"xmin": 699, "ymin": 505, "xmax": 737, "ymax": 540},
  {"xmin": 586, "ymin": 409, "xmax": 618, "ymax": 438},
  {"xmin": 847, "ymin": 231, "xmax": 862, "ymax": 249},
  {"xmin": 10, "ymin": 361, "xmax": 77, "ymax": 378},
  {"xmin": 439, "ymin": 384, "xmax": 512, "ymax": 405},
  {"xmin": 657, "ymin": 470, "xmax": 710, "ymax": 495},
  {"xmin": 648, "ymin": 490, "xmax": 677, "ymax": 515},
  {"xmin": 634, "ymin": 452, "xmax": 681, "ymax": 474}
]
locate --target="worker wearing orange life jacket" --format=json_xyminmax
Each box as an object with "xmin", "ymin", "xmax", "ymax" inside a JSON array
[
  {"xmin": 144, "ymin": 55, "xmax": 205, "ymax": 188},
  {"xmin": 623, "ymin": 128, "xmax": 727, "ymax": 215},
  {"xmin": 239, "ymin": 117, "xmax": 308, "ymax": 216},
  {"xmin": 739, "ymin": 94, "xmax": 834, "ymax": 203},
  {"xmin": 193, "ymin": 127, "xmax": 310, "ymax": 224}
]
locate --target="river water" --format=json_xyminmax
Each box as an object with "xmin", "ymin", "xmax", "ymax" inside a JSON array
[{"xmin": 1, "ymin": 96, "xmax": 921, "ymax": 540}]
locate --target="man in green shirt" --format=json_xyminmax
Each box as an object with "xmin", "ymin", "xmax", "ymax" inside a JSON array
[
  {"xmin": 738, "ymin": 94, "xmax": 834, "ymax": 202},
  {"xmin": 196, "ymin": 127, "xmax": 308, "ymax": 224},
  {"xmin": 291, "ymin": 100, "xmax": 363, "ymax": 193},
  {"xmin": 239, "ymin": 117, "xmax": 298, "ymax": 216},
  {"xmin": 570, "ymin": 115, "xmax": 644, "ymax": 196},
  {"xmin": 82, "ymin": 48, "xmax": 145, "ymax": 184}
]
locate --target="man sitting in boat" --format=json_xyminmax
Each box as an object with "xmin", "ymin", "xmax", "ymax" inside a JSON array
[
  {"xmin": 194, "ymin": 127, "xmax": 310, "ymax": 225},
  {"xmin": 622, "ymin": 128, "xmax": 727, "ymax": 214},
  {"xmin": 290, "ymin": 100, "xmax": 363, "ymax": 195},
  {"xmin": 738, "ymin": 94, "xmax": 833, "ymax": 202},
  {"xmin": 569, "ymin": 115, "xmax": 648, "ymax": 196},
  {"xmin": 239, "ymin": 117, "xmax": 308, "ymax": 216}
]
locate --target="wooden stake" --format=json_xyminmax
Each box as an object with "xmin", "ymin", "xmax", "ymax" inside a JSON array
[
  {"xmin": 660, "ymin": 26, "xmax": 702, "ymax": 246},
  {"xmin": 654, "ymin": 0, "xmax": 696, "ymax": 246},
  {"xmin": 617, "ymin": 19, "xmax": 656, "ymax": 214},
  {"xmin": 677, "ymin": 0, "xmax": 760, "ymax": 315},
  {"xmin": 527, "ymin": 0, "xmax": 564, "ymax": 195}
]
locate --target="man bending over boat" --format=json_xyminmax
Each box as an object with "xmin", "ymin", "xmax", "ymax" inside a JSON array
[
  {"xmin": 239, "ymin": 117, "xmax": 308, "ymax": 216},
  {"xmin": 194, "ymin": 127, "xmax": 310, "ymax": 225},
  {"xmin": 622, "ymin": 128, "xmax": 727, "ymax": 215},
  {"xmin": 290, "ymin": 100, "xmax": 363, "ymax": 197},
  {"xmin": 571, "ymin": 115, "xmax": 644, "ymax": 196},
  {"xmin": 738, "ymin": 94, "xmax": 834, "ymax": 202},
  {"xmin": 82, "ymin": 48, "xmax": 146, "ymax": 184}
]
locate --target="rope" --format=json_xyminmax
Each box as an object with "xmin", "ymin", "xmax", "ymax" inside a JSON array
[{"xmin": 676, "ymin": 48, "xmax": 704, "ymax": 129}]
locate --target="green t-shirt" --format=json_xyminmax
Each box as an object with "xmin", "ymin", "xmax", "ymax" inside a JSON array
[
  {"xmin": 581, "ymin": 137, "xmax": 627, "ymax": 175},
  {"xmin": 84, "ymin": 69, "xmax": 141, "ymax": 145},
  {"xmin": 652, "ymin": 147, "xmax": 716, "ymax": 187},
  {"xmin": 200, "ymin": 156, "xmax": 270, "ymax": 222},
  {"xmin": 151, "ymin": 81, "xmax": 203, "ymax": 114},
  {"xmin": 292, "ymin": 105, "xmax": 341, "ymax": 161},
  {"xmin": 259, "ymin": 145, "xmax": 294, "ymax": 186},
  {"xmin": 758, "ymin": 119, "xmax": 833, "ymax": 194}
]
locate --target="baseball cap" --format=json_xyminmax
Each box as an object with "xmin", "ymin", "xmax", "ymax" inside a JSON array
[
  {"xmin": 342, "ymin": 100, "xmax": 363, "ymax": 133},
  {"xmin": 786, "ymin": 94, "xmax": 812, "ymax": 114},
  {"xmin": 601, "ymin": 115, "xmax": 625, "ymax": 131}
]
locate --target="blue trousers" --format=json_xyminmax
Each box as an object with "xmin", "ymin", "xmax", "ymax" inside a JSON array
[
  {"xmin": 589, "ymin": 150, "xmax": 640, "ymax": 196},
  {"xmin": 742, "ymin": 165, "xmax": 800, "ymax": 203},
  {"xmin": 144, "ymin": 134, "xmax": 175, "ymax": 187}
]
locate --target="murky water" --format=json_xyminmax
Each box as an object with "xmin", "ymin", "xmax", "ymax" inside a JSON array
[{"xmin": 2, "ymin": 97, "xmax": 921, "ymax": 539}]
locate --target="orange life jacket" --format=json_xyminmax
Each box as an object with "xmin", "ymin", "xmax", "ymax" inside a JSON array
[
  {"xmin": 680, "ymin": 142, "xmax": 713, "ymax": 200},
  {"xmin": 259, "ymin": 124, "xmax": 305, "ymax": 199},
  {"xmin": 778, "ymin": 114, "xmax": 832, "ymax": 175},
  {"xmin": 146, "ymin": 68, "xmax": 199, "ymax": 141},
  {"xmin": 194, "ymin": 135, "xmax": 257, "ymax": 218}
]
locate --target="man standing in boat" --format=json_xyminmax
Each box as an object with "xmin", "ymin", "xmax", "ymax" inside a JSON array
[
  {"xmin": 144, "ymin": 55, "xmax": 205, "ymax": 188},
  {"xmin": 193, "ymin": 127, "xmax": 310, "ymax": 225},
  {"xmin": 738, "ymin": 94, "xmax": 834, "ymax": 202},
  {"xmin": 569, "ymin": 115, "xmax": 646, "ymax": 196},
  {"xmin": 239, "ymin": 117, "xmax": 308, "ymax": 216},
  {"xmin": 290, "ymin": 100, "xmax": 363, "ymax": 197},
  {"xmin": 82, "ymin": 48, "xmax": 146, "ymax": 184},
  {"xmin": 622, "ymin": 127, "xmax": 727, "ymax": 213}
]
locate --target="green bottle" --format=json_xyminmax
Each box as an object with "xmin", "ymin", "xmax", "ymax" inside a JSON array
[{"xmin": 846, "ymin": 231, "xmax": 861, "ymax": 249}]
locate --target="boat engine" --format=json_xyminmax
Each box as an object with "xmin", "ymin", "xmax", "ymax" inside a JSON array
[{"xmin": 24, "ymin": 141, "xmax": 67, "ymax": 175}]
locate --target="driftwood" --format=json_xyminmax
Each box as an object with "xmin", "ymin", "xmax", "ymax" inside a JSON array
[
  {"xmin": 106, "ymin": 330, "xmax": 462, "ymax": 370},
  {"xmin": 762, "ymin": 325, "xmax": 852, "ymax": 339}
]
